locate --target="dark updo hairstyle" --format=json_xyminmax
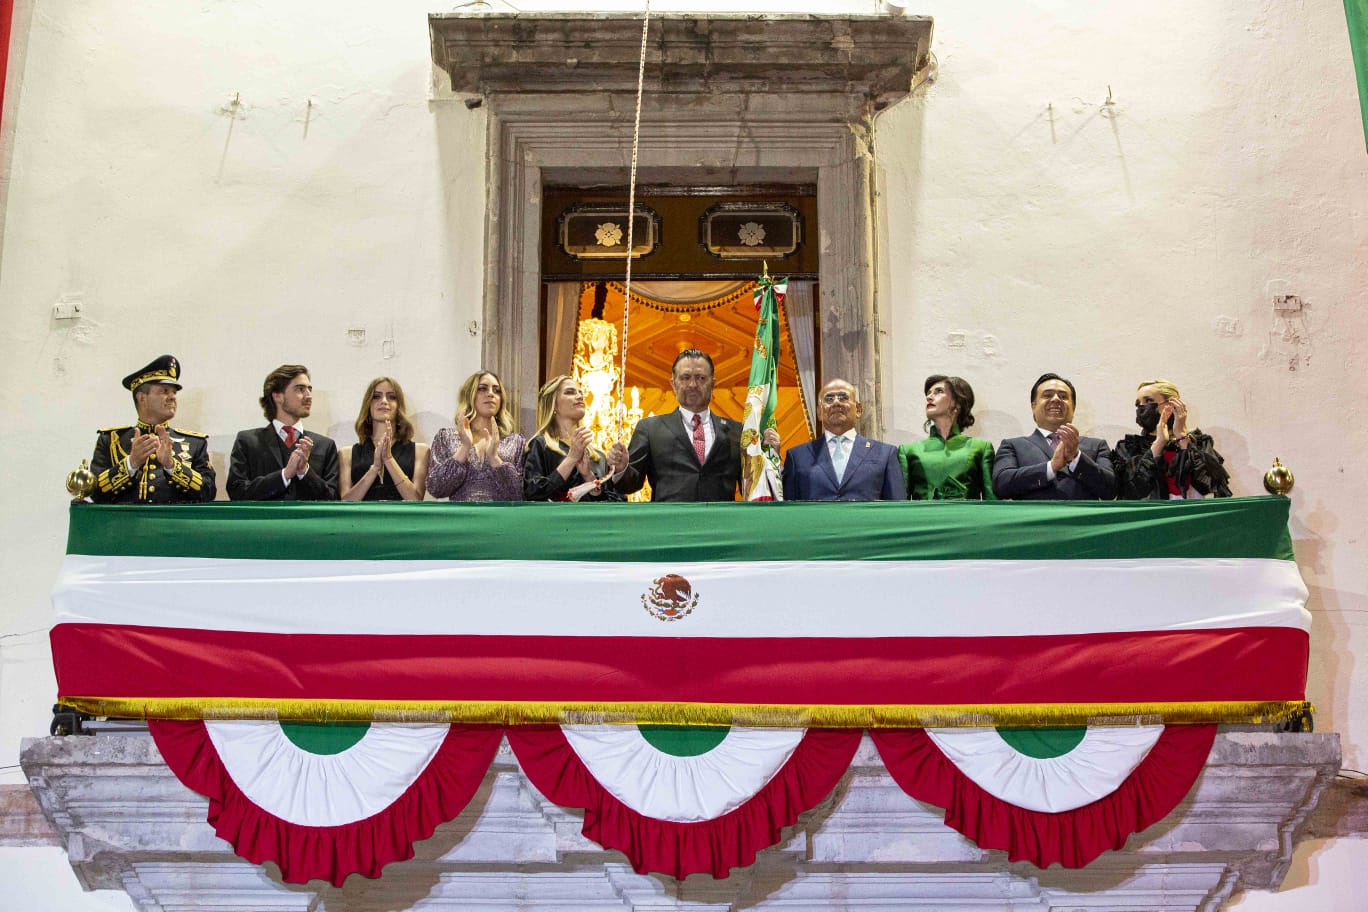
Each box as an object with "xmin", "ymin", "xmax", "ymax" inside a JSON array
[{"xmin": 924, "ymin": 374, "xmax": 977, "ymax": 431}]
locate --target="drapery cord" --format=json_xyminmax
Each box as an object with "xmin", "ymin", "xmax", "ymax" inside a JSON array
[{"xmin": 617, "ymin": 0, "xmax": 651, "ymax": 438}]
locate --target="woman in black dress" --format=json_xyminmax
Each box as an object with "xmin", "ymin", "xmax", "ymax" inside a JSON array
[
  {"xmin": 339, "ymin": 377, "xmax": 429, "ymax": 501},
  {"xmin": 523, "ymin": 374, "xmax": 628, "ymax": 502},
  {"xmin": 1114, "ymin": 379, "xmax": 1230, "ymax": 500}
]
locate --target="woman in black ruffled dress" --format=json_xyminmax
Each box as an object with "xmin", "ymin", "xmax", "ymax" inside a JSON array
[{"xmin": 1114, "ymin": 380, "xmax": 1230, "ymax": 500}]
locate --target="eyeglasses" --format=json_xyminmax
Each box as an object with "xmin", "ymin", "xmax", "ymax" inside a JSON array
[{"xmin": 822, "ymin": 392, "xmax": 852, "ymax": 403}]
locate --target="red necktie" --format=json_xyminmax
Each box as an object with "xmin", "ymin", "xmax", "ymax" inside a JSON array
[
  {"xmin": 691, "ymin": 414, "xmax": 706, "ymax": 465},
  {"xmin": 284, "ymin": 426, "xmax": 297, "ymax": 448}
]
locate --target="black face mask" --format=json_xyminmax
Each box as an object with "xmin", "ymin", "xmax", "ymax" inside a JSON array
[{"xmin": 1136, "ymin": 402, "xmax": 1161, "ymax": 434}]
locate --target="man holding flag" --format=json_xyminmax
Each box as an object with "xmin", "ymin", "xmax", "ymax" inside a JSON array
[
  {"xmin": 617, "ymin": 348, "xmax": 780, "ymax": 502},
  {"xmin": 618, "ymin": 270, "xmax": 785, "ymax": 502}
]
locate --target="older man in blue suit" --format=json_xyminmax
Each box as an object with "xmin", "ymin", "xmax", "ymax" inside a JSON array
[{"xmin": 782, "ymin": 379, "xmax": 906, "ymax": 502}]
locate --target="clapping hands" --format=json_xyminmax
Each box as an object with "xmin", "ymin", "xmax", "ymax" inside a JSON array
[
  {"xmin": 1049, "ymin": 424, "xmax": 1081, "ymax": 472},
  {"xmin": 285, "ymin": 434, "xmax": 313, "ymax": 478},
  {"xmin": 128, "ymin": 428, "xmax": 159, "ymax": 468}
]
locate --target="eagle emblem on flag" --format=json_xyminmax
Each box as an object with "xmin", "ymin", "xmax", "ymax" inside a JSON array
[{"xmin": 641, "ymin": 574, "xmax": 699, "ymax": 622}]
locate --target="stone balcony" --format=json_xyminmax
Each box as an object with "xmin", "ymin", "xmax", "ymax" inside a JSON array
[{"xmin": 19, "ymin": 731, "xmax": 1342, "ymax": 912}]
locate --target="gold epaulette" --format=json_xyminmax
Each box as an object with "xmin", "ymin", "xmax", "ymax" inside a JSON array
[
  {"xmin": 98, "ymin": 425, "xmax": 133, "ymax": 433},
  {"xmin": 172, "ymin": 428, "xmax": 208, "ymax": 438}
]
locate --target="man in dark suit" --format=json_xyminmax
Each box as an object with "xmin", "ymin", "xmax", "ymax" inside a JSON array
[
  {"xmin": 227, "ymin": 364, "xmax": 339, "ymax": 501},
  {"xmin": 992, "ymin": 372, "xmax": 1115, "ymax": 500},
  {"xmin": 90, "ymin": 354, "xmax": 216, "ymax": 504},
  {"xmin": 783, "ymin": 378, "xmax": 906, "ymax": 502},
  {"xmin": 617, "ymin": 349, "xmax": 778, "ymax": 502}
]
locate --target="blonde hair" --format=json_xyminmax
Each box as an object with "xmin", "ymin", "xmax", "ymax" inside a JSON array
[
  {"xmin": 455, "ymin": 370, "xmax": 516, "ymax": 437},
  {"xmin": 533, "ymin": 374, "xmax": 602, "ymax": 459},
  {"xmin": 1137, "ymin": 379, "xmax": 1195, "ymax": 428},
  {"xmin": 1137, "ymin": 379, "xmax": 1181, "ymax": 401},
  {"xmin": 353, "ymin": 377, "xmax": 414, "ymax": 445}
]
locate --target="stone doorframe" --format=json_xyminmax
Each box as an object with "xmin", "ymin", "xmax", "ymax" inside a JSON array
[{"xmin": 429, "ymin": 13, "xmax": 933, "ymax": 435}]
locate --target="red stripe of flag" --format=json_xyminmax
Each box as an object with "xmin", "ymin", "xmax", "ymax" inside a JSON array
[{"xmin": 52, "ymin": 623, "xmax": 1308, "ymax": 707}]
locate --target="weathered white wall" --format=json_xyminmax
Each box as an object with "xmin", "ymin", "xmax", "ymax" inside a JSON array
[
  {"xmin": 0, "ymin": 1, "xmax": 1363, "ymax": 908},
  {"xmin": 0, "ymin": 0, "xmax": 487, "ymax": 780},
  {"xmin": 876, "ymin": 3, "xmax": 1368, "ymax": 909}
]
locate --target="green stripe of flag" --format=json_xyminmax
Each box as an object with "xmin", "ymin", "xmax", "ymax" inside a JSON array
[
  {"xmin": 67, "ymin": 497, "xmax": 1294, "ymax": 563},
  {"xmin": 1348, "ymin": 0, "xmax": 1368, "ymax": 151}
]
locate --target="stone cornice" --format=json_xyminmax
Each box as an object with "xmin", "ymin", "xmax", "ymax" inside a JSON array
[{"xmin": 429, "ymin": 13, "xmax": 933, "ymax": 111}]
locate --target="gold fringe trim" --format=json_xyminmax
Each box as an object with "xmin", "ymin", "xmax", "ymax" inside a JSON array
[
  {"xmin": 56, "ymin": 697, "xmax": 1314, "ymax": 728},
  {"xmin": 607, "ymin": 281, "xmax": 758, "ymax": 314}
]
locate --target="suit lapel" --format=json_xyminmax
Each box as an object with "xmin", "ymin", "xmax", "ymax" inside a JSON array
[
  {"xmin": 706, "ymin": 414, "xmax": 730, "ymax": 468},
  {"xmin": 839, "ymin": 436, "xmax": 872, "ymax": 489},
  {"xmin": 812, "ymin": 438, "xmax": 840, "ymax": 490},
  {"xmin": 1029, "ymin": 431, "xmax": 1055, "ymax": 461},
  {"xmin": 264, "ymin": 424, "xmax": 293, "ymax": 470}
]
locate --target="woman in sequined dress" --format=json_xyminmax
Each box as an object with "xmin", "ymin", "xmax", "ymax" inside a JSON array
[{"xmin": 428, "ymin": 370, "xmax": 526, "ymax": 502}]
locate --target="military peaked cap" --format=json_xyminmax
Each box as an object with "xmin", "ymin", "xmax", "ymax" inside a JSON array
[{"xmin": 122, "ymin": 355, "xmax": 182, "ymax": 391}]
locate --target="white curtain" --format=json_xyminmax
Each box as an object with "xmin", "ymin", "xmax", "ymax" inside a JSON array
[
  {"xmin": 782, "ymin": 280, "xmax": 817, "ymax": 435},
  {"xmin": 544, "ymin": 282, "xmax": 583, "ymax": 379}
]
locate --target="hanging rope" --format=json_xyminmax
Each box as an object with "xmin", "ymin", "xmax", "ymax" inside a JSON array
[{"xmin": 617, "ymin": 0, "xmax": 651, "ymax": 438}]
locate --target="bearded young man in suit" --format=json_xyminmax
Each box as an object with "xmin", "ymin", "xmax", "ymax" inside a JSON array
[
  {"xmin": 991, "ymin": 372, "xmax": 1116, "ymax": 501},
  {"xmin": 616, "ymin": 349, "xmax": 779, "ymax": 502},
  {"xmin": 226, "ymin": 364, "xmax": 339, "ymax": 501},
  {"xmin": 782, "ymin": 378, "xmax": 906, "ymax": 502}
]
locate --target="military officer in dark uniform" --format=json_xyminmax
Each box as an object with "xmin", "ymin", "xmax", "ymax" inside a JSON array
[{"xmin": 89, "ymin": 355, "xmax": 217, "ymax": 503}]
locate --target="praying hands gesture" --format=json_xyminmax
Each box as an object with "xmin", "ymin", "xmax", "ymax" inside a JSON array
[{"xmin": 373, "ymin": 420, "xmax": 393, "ymax": 481}]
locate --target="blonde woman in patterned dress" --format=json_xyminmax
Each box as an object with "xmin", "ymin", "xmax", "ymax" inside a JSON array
[{"xmin": 428, "ymin": 370, "xmax": 526, "ymax": 502}]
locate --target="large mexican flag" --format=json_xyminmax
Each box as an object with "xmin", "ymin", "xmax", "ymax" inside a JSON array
[{"xmin": 52, "ymin": 497, "xmax": 1308, "ymax": 726}]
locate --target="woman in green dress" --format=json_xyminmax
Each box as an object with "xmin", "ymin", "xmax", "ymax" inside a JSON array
[{"xmin": 898, "ymin": 375, "xmax": 997, "ymax": 500}]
